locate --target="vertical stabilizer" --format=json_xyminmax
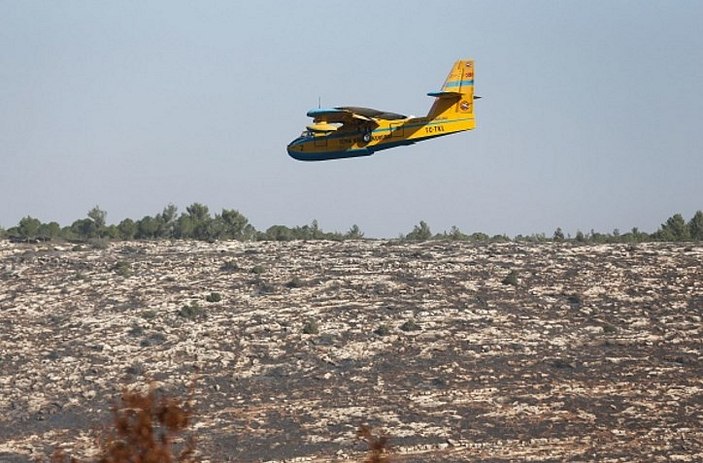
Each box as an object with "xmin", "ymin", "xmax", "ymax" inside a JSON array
[{"xmin": 427, "ymin": 60, "xmax": 475, "ymax": 119}]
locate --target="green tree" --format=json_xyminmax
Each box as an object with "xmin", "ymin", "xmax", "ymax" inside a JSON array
[
  {"xmin": 589, "ymin": 229, "xmax": 607, "ymax": 243},
  {"xmin": 135, "ymin": 216, "xmax": 160, "ymax": 239},
  {"xmin": 442, "ymin": 225, "xmax": 467, "ymax": 241},
  {"xmin": 344, "ymin": 224, "xmax": 365, "ymax": 240},
  {"xmin": 186, "ymin": 203, "xmax": 209, "ymax": 222},
  {"xmin": 688, "ymin": 210, "xmax": 703, "ymax": 241},
  {"xmin": 156, "ymin": 204, "xmax": 178, "ymax": 238},
  {"xmin": 622, "ymin": 227, "xmax": 648, "ymax": 243},
  {"xmin": 70, "ymin": 218, "xmax": 96, "ymax": 240},
  {"xmin": 87, "ymin": 206, "xmax": 107, "ymax": 237},
  {"xmin": 241, "ymin": 223, "xmax": 257, "ymax": 241},
  {"xmin": 657, "ymin": 213, "xmax": 690, "ymax": 241},
  {"xmin": 174, "ymin": 214, "xmax": 195, "ymax": 239},
  {"xmin": 469, "ymin": 232, "xmax": 490, "ymax": 241},
  {"xmin": 216, "ymin": 209, "xmax": 250, "ymax": 240},
  {"xmin": 310, "ymin": 219, "xmax": 324, "ymax": 239},
  {"xmin": 117, "ymin": 218, "xmax": 137, "ymax": 240},
  {"xmin": 293, "ymin": 224, "xmax": 310, "ymax": 240},
  {"xmin": 265, "ymin": 225, "xmax": 294, "ymax": 241},
  {"xmin": 185, "ymin": 203, "xmax": 213, "ymax": 240},
  {"xmin": 161, "ymin": 203, "xmax": 178, "ymax": 224},
  {"xmin": 59, "ymin": 225, "xmax": 76, "ymax": 241},
  {"xmin": 103, "ymin": 224, "xmax": 119, "ymax": 239},
  {"xmin": 291, "ymin": 220, "xmax": 326, "ymax": 240},
  {"xmin": 37, "ymin": 221, "xmax": 61, "ymax": 241},
  {"xmin": 553, "ymin": 227, "xmax": 565, "ymax": 242},
  {"xmin": 405, "ymin": 221, "xmax": 432, "ymax": 241},
  {"xmin": 17, "ymin": 216, "xmax": 41, "ymax": 241}
]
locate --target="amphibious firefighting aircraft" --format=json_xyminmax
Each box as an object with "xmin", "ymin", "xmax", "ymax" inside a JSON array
[{"xmin": 287, "ymin": 59, "xmax": 478, "ymax": 161}]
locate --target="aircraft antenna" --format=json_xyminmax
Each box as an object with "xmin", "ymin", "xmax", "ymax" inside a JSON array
[{"xmin": 318, "ymin": 96, "xmax": 321, "ymax": 108}]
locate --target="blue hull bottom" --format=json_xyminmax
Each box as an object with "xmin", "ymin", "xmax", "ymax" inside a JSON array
[{"xmin": 287, "ymin": 138, "xmax": 422, "ymax": 161}]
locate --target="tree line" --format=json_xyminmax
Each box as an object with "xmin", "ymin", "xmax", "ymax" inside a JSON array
[
  {"xmin": 1, "ymin": 203, "xmax": 702, "ymax": 244},
  {"xmin": 1, "ymin": 204, "xmax": 364, "ymax": 243}
]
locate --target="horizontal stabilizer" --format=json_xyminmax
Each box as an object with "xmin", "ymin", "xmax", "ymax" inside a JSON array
[{"xmin": 427, "ymin": 91, "xmax": 463, "ymax": 98}]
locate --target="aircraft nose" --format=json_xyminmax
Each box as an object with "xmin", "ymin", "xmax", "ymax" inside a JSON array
[{"xmin": 287, "ymin": 142, "xmax": 307, "ymax": 161}]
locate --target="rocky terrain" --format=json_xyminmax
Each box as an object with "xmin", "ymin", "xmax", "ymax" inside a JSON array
[{"xmin": 0, "ymin": 239, "xmax": 701, "ymax": 462}]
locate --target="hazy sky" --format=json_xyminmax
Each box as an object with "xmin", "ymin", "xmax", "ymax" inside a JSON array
[{"xmin": 2, "ymin": 1, "xmax": 702, "ymax": 238}]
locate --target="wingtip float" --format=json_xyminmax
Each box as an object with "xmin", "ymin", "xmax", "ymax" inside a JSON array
[{"xmin": 287, "ymin": 59, "xmax": 478, "ymax": 161}]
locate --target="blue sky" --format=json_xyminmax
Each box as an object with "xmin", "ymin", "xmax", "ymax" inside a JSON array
[{"xmin": 1, "ymin": 1, "xmax": 701, "ymax": 237}]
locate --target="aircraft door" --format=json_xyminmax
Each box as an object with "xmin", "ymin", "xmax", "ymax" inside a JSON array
[{"xmin": 390, "ymin": 122, "xmax": 404, "ymax": 138}]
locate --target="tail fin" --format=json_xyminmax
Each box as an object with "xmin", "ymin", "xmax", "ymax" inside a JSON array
[{"xmin": 427, "ymin": 59, "xmax": 475, "ymax": 119}]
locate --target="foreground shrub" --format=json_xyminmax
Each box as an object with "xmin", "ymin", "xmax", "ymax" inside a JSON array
[
  {"xmin": 48, "ymin": 383, "xmax": 196, "ymax": 462},
  {"xmin": 358, "ymin": 425, "xmax": 391, "ymax": 463},
  {"xmin": 250, "ymin": 265, "xmax": 266, "ymax": 275},
  {"xmin": 501, "ymin": 270, "xmax": 519, "ymax": 286},
  {"xmin": 219, "ymin": 260, "xmax": 239, "ymax": 272},
  {"xmin": 373, "ymin": 324, "xmax": 391, "ymax": 337},
  {"xmin": 302, "ymin": 318, "xmax": 319, "ymax": 335},
  {"xmin": 285, "ymin": 276, "xmax": 304, "ymax": 288},
  {"xmin": 399, "ymin": 320, "xmax": 420, "ymax": 332},
  {"xmin": 178, "ymin": 302, "xmax": 204, "ymax": 320},
  {"xmin": 113, "ymin": 261, "xmax": 132, "ymax": 278},
  {"xmin": 603, "ymin": 323, "xmax": 618, "ymax": 334}
]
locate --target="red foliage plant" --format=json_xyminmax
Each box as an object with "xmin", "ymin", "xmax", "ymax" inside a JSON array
[
  {"xmin": 357, "ymin": 425, "xmax": 391, "ymax": 463},
  {"xmin": 48, "ymin": 383, "xmax": 197, "ymax": 463}
]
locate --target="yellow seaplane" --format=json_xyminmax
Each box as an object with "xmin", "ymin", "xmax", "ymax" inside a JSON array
[{"xmin": 287, "ymin": 59, "xmax": 478, "ymax": 161}]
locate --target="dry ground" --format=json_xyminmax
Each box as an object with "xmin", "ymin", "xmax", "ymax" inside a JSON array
[{"xmin": 0, "ymin": 239, "xmax": 701, "ymax": 462}]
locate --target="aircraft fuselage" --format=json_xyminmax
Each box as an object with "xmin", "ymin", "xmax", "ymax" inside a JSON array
[{"xmin": 287, "ymin": 114, "xmax": 475, "ymax": 161}]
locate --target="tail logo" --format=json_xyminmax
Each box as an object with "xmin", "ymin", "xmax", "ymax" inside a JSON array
[{"xmin": 460, "ymin": 100, "xmax": 471, "ymax": 112}]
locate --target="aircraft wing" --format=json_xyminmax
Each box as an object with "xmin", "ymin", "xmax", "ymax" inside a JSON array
[
  {"xmin": 307, "ymin": 108, "xmax": 374, "ymax": 125},
  {"xmin": 336, "ymin": 107, "xmax": 407, "ymax": 120},
  {"xmin": 307, "ymin": 106, "xmax": 406, "ymax": 126}
]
